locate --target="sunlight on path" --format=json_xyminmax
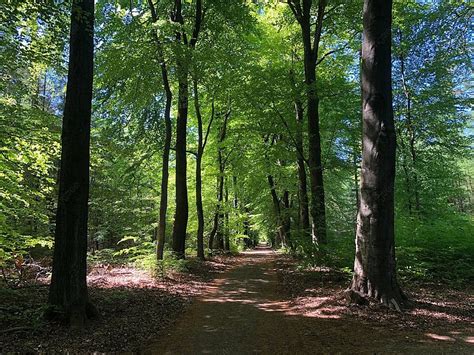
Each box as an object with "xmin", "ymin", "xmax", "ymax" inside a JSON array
[{"xmin": 143, "ymin": 247, "xmax": 474, "ymax": 354}]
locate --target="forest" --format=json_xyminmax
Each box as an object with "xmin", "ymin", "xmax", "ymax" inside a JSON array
[{"xmin": 1, "ymin": 0, "xmax": 473, "ymax": 353}]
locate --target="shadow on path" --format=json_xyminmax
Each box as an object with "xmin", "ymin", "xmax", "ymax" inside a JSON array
[{"xmin": 143, "ymin": 247, "xmax": 473, "ymax": 354}]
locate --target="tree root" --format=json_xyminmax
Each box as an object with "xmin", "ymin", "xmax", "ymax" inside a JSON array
[{"xmin": 344, "ymin": 288, "xmax": 404, "ymax": 312}]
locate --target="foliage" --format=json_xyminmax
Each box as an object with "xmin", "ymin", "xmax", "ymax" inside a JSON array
[{"xmin": 0, "ymin": 0, "xmax": 472, "ymax": 287}]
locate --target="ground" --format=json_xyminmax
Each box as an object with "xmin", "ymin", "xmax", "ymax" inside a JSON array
[{"xmin": 1, "ymin": 247, "xmax": 473, "ymax": 353}]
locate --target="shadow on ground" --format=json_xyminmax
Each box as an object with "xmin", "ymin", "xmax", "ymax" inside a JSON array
[{"xmin": 144, "ymin": 247, "xmax": 473, "ymax": 354}]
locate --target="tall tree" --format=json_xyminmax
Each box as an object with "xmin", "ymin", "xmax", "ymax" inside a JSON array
[
  {"xmin": 208, "ymin": 108, "xmax": 231, "ymax": 250},
  {"xmin": 193, "ymin": 77, "xmax": 214, "ymax": 259},
  {"xmin": 47, "ymin": 0, "xmax": 96, "ymax": 325},
  {"xmin": 171, "ymin": 0, "xmax": 203, "ymax": 259},
  {"xmin": 287, "ymin": 0, "xmax": 327, "ymax": 244},
  {"xmin": 346, "ymin": 0, "xmax": 404, "ymax": 309},
  {"xmin": 289, "ymin": 68, "xmax": 310, "ymax": 235},
  {"xmin": 148, "ymin": 0, "xmax": 173, "ymax": 261}
]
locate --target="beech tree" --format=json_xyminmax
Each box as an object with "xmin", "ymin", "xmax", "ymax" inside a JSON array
[
  {"xmin": 287, "ymin": 0, "xmax": 328, "ymax": 244},
  {"xmin": 47, "ymin": 0, "xmax": 96, "ymax": 324},
  {"xmin": 147, "ymin": 0, "xmax": 173, "ymax": 261},
  {"xmin": 346, "ymin": 0, "xmax": 405, "ymax": 309},
  {"xmin": 171, "ymin": 0, "xmax": 203, "ymax": 259}
]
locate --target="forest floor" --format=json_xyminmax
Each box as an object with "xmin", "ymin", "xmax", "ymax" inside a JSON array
[
  {"xmin": 1, "ymin": 246, "xmax": 473, "ymax": 353},
  {"xmin": 143, "ymin": 246, "xmax": 473, "ymax": 354}
]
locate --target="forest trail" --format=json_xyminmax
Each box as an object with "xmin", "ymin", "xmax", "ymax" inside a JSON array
[{"xmin": 144, "ymin": 246, "xmax": 473, "ymax": 354}]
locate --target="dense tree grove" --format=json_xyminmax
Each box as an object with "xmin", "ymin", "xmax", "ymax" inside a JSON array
[{"xmin": 1, "ymin": 0, "xmax": 472, "ymax": 324}]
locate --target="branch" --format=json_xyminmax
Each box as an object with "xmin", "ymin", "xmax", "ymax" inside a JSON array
[
  {"xmin": 316, "ymin": 30, "xmax": 359, "ymax": 66},
  {"xmin": 287, "ymin": 0, "xmax": 302, "ymax": 23},
  {"xmin": 312, "ymin": 0, "xmax": 327, "ymax": 60},
  {"xmin": 203, "ymin": 98, "xmax": 215, "ymax": 151},
  {"xmin": 270, "ymin": 102, "xmax": 310, "ymax": 166},
  {"xmin": 170, "ymin": 146, "xmax": 197, "ymax": 157},
  {"xmin": 189, "ymin": 0, "xmax": 203, "ymax": 48}
]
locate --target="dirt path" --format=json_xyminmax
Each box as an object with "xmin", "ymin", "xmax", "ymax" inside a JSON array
[{"xmin": 144, "ymin": 247, "xmax": 473, "ymax": 354}]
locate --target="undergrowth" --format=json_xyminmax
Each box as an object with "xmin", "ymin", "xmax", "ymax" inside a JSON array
[{"xmin": 291, "ymin": 214, "xmax": 474, "ymax": 287}]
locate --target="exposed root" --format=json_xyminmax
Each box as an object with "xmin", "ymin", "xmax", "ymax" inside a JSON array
[
  {"xmin": 390, "ymin": 298, "xmax": 401, "ymax": 312},
  {"xmin": 344, "ymin": 289, "xmax": 369, "ymax": 305},
  {"xmin": 345, "ymin": 288, "xmax": 404, "ymax": 311}
]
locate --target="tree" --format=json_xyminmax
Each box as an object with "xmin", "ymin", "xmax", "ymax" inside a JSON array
[
  {"xmin": 171, "ymin": 0, "xmax": 203, "ymax": 259},
  {"xmin": 148, "ymin": 0, "xmax": 173, "ymax": 261},
  {"xmin": 208, "ymin": 107, "xmax": 231, "ymax": 250},
  {"xmin": 193, "ymin": 77, "xmax": 214, "ymax": 259},
  {"xmin": 346, "ymin": 0, "xmax": 404, "ymax": 309},
  {"xmin": 47, "ymin": 0, "xmax": 96, "ymax": 324},
  {"xmin": 287, "ymin": 0, "xmax": 327, "ymax": 244},
  {"xmin": 289, "ymin": 69, "xmax": 310, "ymax": 235}
]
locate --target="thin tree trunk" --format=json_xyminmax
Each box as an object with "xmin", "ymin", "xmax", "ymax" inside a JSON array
[
  {"xmin": 398, "ymin": 38, "xmax": 420, "ymax": 212},
  {"xmin": 346, "ymin": 0, "xmax": 405, "ymax": 309},
  {"xmin": 282, "ymin": 189, "xmax": 291, "ymax": 248},
  {"xmin": 171, "ymin": 0, "xmax": 203, "ymax": 259},
  {"xmin": 148, "ymin": 0, "xmax": 172, "ymax": 261},
  {"xmin": 267, "ymin": 174, "xmax": 283, "ymax": 248},
  {"xmin": 290, "ymin": 70, "xmax": 310, "ymax": 235},
  {"xmin": 193, "ymin": 78, "xmax": 214, "ymax": 259},
  {"xmin": 47, "ymin": 0, "xmax": 96, "ymax": 325},
  {"xmin": 290, "ymin": 0, "xmax": 327, "ymax": 244},
  {"xmin": 195, "ymin": 110, "xmax": 205, "ymax": 259},
  {"xmin": 209, "ymin": 109, "xmax": 229, "ymax": 250},
  {"xmin": 224, "ymin": 177, "xmax": 230, "ymax": 251}
]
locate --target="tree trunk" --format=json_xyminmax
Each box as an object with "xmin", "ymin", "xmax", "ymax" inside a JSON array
[
  {"xmin": 290, "ymin": 70, "xmax": 310, "ymax": 235},
  {"xmin": 148, "ymin": 0, "xmax": 172, "ymax": 261},
  {"xmin": 398, "ymin": 38, "xmax": 420, "ymax": 212},
  {"xmin": 267, "ymin": 174, "xmax": 284, "ymax": 248},
  {"xmin": 224, "ymin": 177, "xmax": 230, "ymax": 251},
  {"xmin": 346, "ymin": 0, "xmax": 405, "ymax": 309},
  {"xmin": 47, "ymin": 0, "xmax": 96, "ymax": 325},
  {"xmin": 209, "ymin": 110, "xmax": 229, "ymax": 250},
  {"xmin": 171, "ymin": 69, "xmax": 189, "ymax": 259},
  {"xmin": 170, "ymin": 0, "xmax": 203, "ymax": 259},
  {"xmin": 282, "ymin": 190, "xmax": 291, "ymax": 247},
  {"xmin": 156, "ymin": 65, "xmax": 172, "ymax": 261},
  {"xmin": 193, "ymin": 78, "xmax": 207, "ymax": 260},
  {"xmin": 291, "ymin": 0, "xmax": 328, "ymax": 244}
]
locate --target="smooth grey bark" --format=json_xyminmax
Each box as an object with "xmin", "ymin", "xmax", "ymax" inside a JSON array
[
  {"xmin": 47, "ymin": 0, "xmax": 96, "ymax": 325},
  {"xmin": 346, "ymin": 0, "xmax": 405, "ymax": 309}
]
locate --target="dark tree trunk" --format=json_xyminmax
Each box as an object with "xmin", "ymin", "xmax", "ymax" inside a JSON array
[
  {"xmin": 346, "ymin": 0, "xmax": 405, "ymax": 309},
  {"xmin": 194, "ymin": 78, "xmax": 205, "ymax": 259},
  {"xmin": 170, "ymin": 0, "xmax": 203, "ymax": 259},
  {"xmin": 282, "ymin": 189, "xmax": 291, "ymax": 247},
  {"xmin": 148, "ymin": 0, "xmax": 172, "ymax": 261},
  {"xmin": 156, "ymin": 63, "xmax": 172, "ymax": 261},
  {"xmin": 224, "ymin": 178, "xmax": 230, "ymax": 251},
  {"xmin": 171, "ymin": 71, "xmax": 189, "ymax": 259},
  {"xmin": 289, "ymin": 0, "xmax": 327, "ymax": 244},
  {"xmin": 208, "ymin": 110, "xmax": 229, "ymax": 250},
  {"xmin": 193, "ymin": 78, "xmax": 214, "ymax": 260},
  {"xmin": 296, "ymin": 110, "xmax": 310, "ymax": 234},
  {"xmin": 47, "ymin": 0, "xmax": 96, "ymax": 326},
  {"xmin": 267, "ymin": 174, "xmax": 287, "ymax": 248},
  {"xmin": 290, "ymin": 70, "xmax": 310, "ymax": 235}
]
